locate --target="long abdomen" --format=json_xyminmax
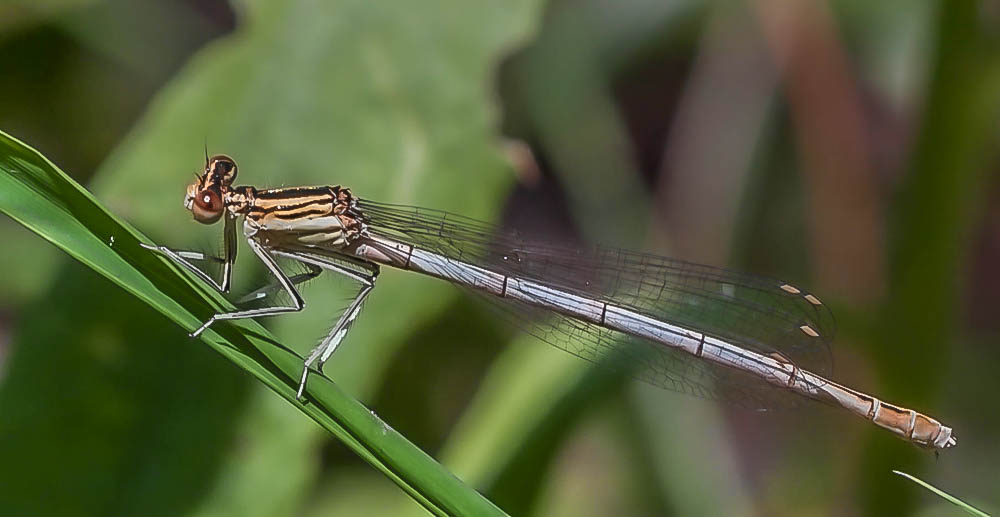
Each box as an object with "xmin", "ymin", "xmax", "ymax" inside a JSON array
[{"xmin": 348, "ymin": 234, "xmax": 955, "ymax": 449}]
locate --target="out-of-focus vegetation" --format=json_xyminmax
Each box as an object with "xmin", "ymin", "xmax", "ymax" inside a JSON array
[{"xmin": 1, "ymin": 0, "xmax": 998, "ymax": 515}]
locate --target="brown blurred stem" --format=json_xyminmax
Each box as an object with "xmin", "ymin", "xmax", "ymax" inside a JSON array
[{"xmin": 752, "ymin": 0, "xmax": 885, "ymax": 303}]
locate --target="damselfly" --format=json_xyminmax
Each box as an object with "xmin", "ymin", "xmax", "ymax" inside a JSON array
[{"xmin": 142, "ymin": 154, "xmax": 956, "ymax": 449}]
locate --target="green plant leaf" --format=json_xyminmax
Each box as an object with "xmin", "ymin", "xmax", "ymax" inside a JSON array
[
  {"xmin": 0, "ymin": 129, "xmax": 507, "ymax": 515},
  {"xmin": 893, "ymin": 471, "xmax": 990, "ymax": 516}
]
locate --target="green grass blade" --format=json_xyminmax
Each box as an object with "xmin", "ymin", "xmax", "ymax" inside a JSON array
[
  {"xmin": 892, "ymin": 471, "xmax": 990, "ymax": 517},
  {"xmin": 0, "ymin": 129, "xmax": 507, "ymax": 517}
]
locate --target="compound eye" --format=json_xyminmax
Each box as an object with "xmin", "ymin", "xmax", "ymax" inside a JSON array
[
  {"xmin": 192, "ymin": 189, "xmax": 224, "ymax": 224},
  {"xmin": 209, "ymin": 155, "xmax": 238, "ymax": 184}
]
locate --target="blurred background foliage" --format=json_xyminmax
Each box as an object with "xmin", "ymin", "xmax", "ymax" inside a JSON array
[{"xmin": 0, "ymin": 0, "xmax": 998, "ymax": 515}]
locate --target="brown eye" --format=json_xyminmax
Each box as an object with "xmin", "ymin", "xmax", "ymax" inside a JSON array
[
  {"xmin": 192, "ymin": 189, "xmax": 224, "ymax": 224},
  {"xmin": 209, "ymin": 155, "xmax": 238, "ymax": 184}
]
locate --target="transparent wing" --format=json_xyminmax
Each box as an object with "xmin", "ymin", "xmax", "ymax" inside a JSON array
[{"xmin": 358, "ymin": 199, "xmax": 836, "ymax": 409}]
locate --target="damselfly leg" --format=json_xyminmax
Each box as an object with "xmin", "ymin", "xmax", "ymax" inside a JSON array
[
  {"xmin": 189, "ymin": 237, "xmax": 306, "ymax": 337},
  {"xmin": 271, "ymin": 250, "xmax": 379, "ymax": 399},
  {"xmin": 140, "ymin": 213, "xmax": 239, "ymax": 293},
  {"xmin": 141, "ymin": 243, "xmax": 231, "ymax": 290},
  {"xmin": 149, "ymin": 230, "xmax": 380, "ymax": 399},
  {"xmin": 236, "ymin": 264, "xmax": 322, "ymax": 304}
]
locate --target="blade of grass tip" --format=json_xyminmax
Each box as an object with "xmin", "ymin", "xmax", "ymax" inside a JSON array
[
  {"xmin": 0, "ymin": 130, "xmax": 507, "ymax": 517},
  {"xmin": 892, "ymin": 471, "xmax": 990, "ymax": 517}
]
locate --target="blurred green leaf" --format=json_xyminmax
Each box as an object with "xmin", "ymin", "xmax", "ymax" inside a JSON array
[
  {"xmin": 0, "ymin": 0, "xmax": 104, "ymax": 33},
  {"xmin": 0, "ymin": 130, "xmax": 506, "ymax": 515},
  {"xmin": 90, "ymin": 0, "xmax": 538, "ymax": 399},
  {"xmin": 187, "ymin": 387, "xmax": 322, "ymax": 517}
]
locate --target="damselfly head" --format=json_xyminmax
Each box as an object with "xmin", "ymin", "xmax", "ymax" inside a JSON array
[{"xmin": 185, "ymin": 154, "xmax": 239, "ymax": 224}]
